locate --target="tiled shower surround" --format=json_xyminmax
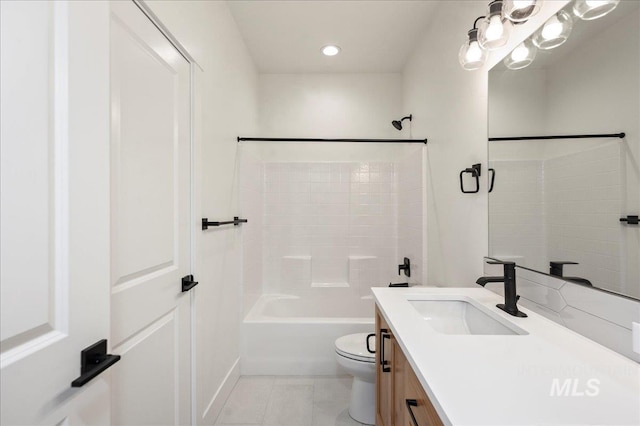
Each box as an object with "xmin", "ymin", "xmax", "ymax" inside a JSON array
[
  {"xmin": 490, "ymin": 142, "xmax": 624, "ymax": 293},
  {"xmin": 264, "ymin": 162, "xmax": 397, "ymax": 294},
  {"xmin": 545, "ymin": 143, "xmax": 623, "ymax": 294},
  {"xmin": 240, "ymin": 150, "xmax": 424, "ymax": 307}
]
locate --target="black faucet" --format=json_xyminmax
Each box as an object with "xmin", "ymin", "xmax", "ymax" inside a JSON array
[
  {"xmin": 476, "ymin": 260, "xmax": 527, "ymax": 318},
  {"xmin": 549, "ymin": 261, "xmax": 593, "ymax": 287}
]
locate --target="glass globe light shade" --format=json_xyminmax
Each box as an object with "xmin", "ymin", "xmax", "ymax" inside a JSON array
[
  {"xmin": 478, "ymin": 1, "xmax": 513, "ymax": 50},
  {"xmin": 459, "ymin": 29, "xmax": 488, "ymax": 71},
  {"xmin": 532, "ymin": 10, "xmax": 573, "ymax": 50},
  {"xmin": 503, "ymin": 0, "xmax": 543, "ymax": 22},
  {"xmin": 504, "ymin": 39, "xmax": 537, "ymax": 70},
  {"xmin": 573, "ymin": 0, "xmax": 620, "ymax": 20}
]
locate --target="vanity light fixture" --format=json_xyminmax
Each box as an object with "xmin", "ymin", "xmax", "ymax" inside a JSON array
[
  {"xmin": 478, "ymin": 1, "xmax": 513, "ymax": 50},
  {"xmin": 573, "ymin": 0, "xmax": 620, "ymax": 20},
  {"xmin": 459, "ymin": 23, "xmax": 489, "ymax": 70},
  {"xmin": 532, "ymin": 10, "xmax": 573, "ymax": 50},
  {"xmin": 321, "ymin": 45, "xmax": 341, "ymax": 56},
  {"xmin": 504, "ymin": 39, "xmax": 537, "ymax": 69},
  {"xmin": 503, "ymin": 0, "xmax": 543, "ymax": 22}
]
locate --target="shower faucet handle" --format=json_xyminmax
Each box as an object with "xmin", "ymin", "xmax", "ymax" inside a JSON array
[{"xmin": 398, "ymin": 257, "xmax": 411, "ymax": 277}]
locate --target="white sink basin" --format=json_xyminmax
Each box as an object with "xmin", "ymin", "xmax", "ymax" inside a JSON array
[{"xmin": 408, "ymin": 299, "xmax": 526, "ymax": 335}]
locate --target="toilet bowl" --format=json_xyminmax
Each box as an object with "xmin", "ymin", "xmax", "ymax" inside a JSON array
[{"xmin": 335, "ymin": 333, "xmax": 376, "ymax": 425}]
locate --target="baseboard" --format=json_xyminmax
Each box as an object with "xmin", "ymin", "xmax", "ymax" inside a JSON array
[{"xmin": 201, "ymin": 358, "xmax": 240, "ymax": 425}]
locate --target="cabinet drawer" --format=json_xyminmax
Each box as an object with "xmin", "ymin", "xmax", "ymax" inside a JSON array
[{"xmin": 404, "ymin": 369, "xmax": 443, "ymax": 426}]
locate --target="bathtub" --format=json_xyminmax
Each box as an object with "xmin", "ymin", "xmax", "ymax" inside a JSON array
[{"xmin": 241, "ymin": 294, "xmax": 375, "ymax": 375}]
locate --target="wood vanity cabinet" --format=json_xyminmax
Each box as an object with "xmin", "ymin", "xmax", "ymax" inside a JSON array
[{"xmin": 376, "ymin": 306, "xmax": 443, "ymax": 426}]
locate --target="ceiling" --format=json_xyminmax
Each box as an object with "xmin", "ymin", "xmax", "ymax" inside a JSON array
[{"xmin": 227, "ymin": 1, "xmax": 440, "ymax": 74}]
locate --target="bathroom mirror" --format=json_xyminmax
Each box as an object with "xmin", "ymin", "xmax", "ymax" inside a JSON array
[{"xmin": 488, "ymin": 1, "xmax": 640, "ymax": 300}]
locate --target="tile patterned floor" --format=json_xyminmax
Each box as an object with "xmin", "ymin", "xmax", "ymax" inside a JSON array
[{"xmin": 215, "ymin": 376, "xmax": 369, "ymax": 426}]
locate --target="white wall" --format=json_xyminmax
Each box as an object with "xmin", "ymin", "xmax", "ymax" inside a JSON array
[
  {"xmin": 258, "ymin": 73, "xmax": 404, "ymax": 139},
  {"xmin": 145, "ymin": 1, "xmax": 258, "ymax": 424},
  {"xmin": 402, "ymin": 1, "xmax": 489, "ymax": 287},
  {"xmin": 488, "ymin": 159, "xmax": 546, "ymax": 270},
  {"xmin": 489, "ymin": 68, "xmax": 547, "ymax": 139},
  {"xmin": 545, "ymin": 7, "xmax": 639, "ymax": 298},
  {"xmin": 239, "ymin": 151, "xmax": 264, "ymax": 317}
]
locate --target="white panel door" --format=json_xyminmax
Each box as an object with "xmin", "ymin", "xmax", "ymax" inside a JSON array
[
  {"xmin": 109, "ymin": 2, "xmax": 192, "ymax": 425},
  {"xmin": 1, "ymin": 1, "xmax": 111, "ymax": 424}
]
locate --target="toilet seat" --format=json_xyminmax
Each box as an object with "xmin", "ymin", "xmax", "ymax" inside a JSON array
[{"xmin": 335, "ymin": 333, "xmax": 376, "ymax": 363}]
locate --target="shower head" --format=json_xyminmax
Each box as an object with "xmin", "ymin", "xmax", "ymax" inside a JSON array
[{"xmin": 392, "ymin": 114, "xmax": 412, "ymax": 131}]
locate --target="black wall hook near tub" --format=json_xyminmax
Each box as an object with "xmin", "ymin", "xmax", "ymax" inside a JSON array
[
  {"xmin": 202, "ymin": 217, "xmax": 248, "ymax": 230},
  {"xmin": 460, "ymin": 163, "xmax": 481, "ymax": 193}
]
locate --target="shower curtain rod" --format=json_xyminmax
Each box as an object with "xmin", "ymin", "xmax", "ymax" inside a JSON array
[
  {"xmin": 237, "ymin": 137, "xmax": 428, "ymax": 144},
  {"xmin": 489, "ymin": 132, "xmax": 625, "ymax": 142}
]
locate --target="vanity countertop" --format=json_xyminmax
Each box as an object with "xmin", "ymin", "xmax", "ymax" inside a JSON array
[{"xmin": 372, "ymin": 287, "xmax": 640, "ymax": 425}]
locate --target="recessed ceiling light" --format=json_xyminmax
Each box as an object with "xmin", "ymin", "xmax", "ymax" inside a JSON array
[{"xmin": 322, "ymin": 45, "xmax": 341, "ymax": 56}]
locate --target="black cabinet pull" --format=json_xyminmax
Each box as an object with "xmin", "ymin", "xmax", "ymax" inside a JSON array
[
  {"xmin": 620, "ymin": 215, "xmax": 639, "ymax": 225},
  {"xmin": 71, "ymin": 339, "xmax": 120, "ymax": 387},
  {"xmin": 379, "ymin": 329, "xmax": 391, "ymax": 373},
  {"xmin": 182, "ymin": 275, "xmax": 198, "ymax": 292},
  {"xmin": 406, "ymin": 399, "xmax": 419, "ymax": 426},
  {"xmin": 366, "ymin": 333, "xmax": 376, "ymax": 354}
]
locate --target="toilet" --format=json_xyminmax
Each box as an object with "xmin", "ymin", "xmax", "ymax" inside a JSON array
[{"xmin": 335, "ymin": 333, "xmax": 376, "ymax": 425}]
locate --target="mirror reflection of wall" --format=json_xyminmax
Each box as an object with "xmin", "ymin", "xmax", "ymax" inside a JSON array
[{"xmin": 488, "ymin": 0, "xmax": 639, "ymax": 300}]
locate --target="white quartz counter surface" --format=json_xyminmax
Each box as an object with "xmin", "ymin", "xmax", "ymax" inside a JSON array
[{"xmin": 372, "ymin": 287, "xmax": 640, "ymax": 425}]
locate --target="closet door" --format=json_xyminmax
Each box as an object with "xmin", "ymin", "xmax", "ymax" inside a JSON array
[
  {"xmin": 109, "ymin": 1, "xmax": 192, "ymax": 424},
  {"xmin": 1, "ymin": 1, "xmax": 111, "ymax": 424}
]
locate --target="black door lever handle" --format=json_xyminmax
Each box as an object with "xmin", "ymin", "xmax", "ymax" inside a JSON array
[
  {"xmin": 71, "ymin": 339, "xmax": 120, "ymax": 387},
  {"xmin": 620, "ymin": 215, "xmax": 639, "ymax": 225},
  {"xmin": 182, "ymin": 275, "xmax": 198, "ymax": 292}
]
